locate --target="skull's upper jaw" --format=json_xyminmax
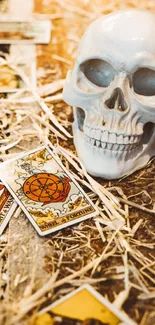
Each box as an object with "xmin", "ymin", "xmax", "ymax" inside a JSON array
[
  {"xmin": 73, "ymin": 118, "xmax": 155, "ymax": 179},
  {"xmin": 63, "ymin": 66, "xmax": 155, "ymax": 179},
  {"xmin": 73, "ymin": 105, "xmax": 155, "ymax": 154}
]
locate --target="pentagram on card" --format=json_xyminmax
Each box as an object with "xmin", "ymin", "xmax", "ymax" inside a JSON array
[{"xmin": 23, "ymin": 173, "xmax": 71, "ymax": 204}]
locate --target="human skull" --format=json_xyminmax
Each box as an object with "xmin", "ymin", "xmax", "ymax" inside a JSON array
[{"xmin": 63, "ymin": 9, "xmax": 155, "ymax": 179}]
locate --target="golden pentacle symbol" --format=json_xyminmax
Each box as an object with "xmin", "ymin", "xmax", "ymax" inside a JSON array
[{"xmin": 23, "ymin": 173, "xmax": 71, "ymax": 204}]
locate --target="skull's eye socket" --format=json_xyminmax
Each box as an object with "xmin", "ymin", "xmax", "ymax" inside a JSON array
[
  {"xmin": 81, "ymin": 59, "xmax": 116, "ymax": 87},
  {"xmin": 133, "ymin": 68, "xmax": 155, "ymax": 96}
]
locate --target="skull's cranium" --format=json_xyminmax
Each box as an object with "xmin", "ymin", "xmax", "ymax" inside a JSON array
[{"xmin": 63, "ymin": 9, "xmax": 155, "ymax": 179}]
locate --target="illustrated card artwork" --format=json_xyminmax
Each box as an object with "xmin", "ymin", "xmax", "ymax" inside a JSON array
[
  {"xmin": 0, "ymin": 146, "xmax": 98, "ymax": 236},
  {"xmin": 0, "ymin": 180, "xmax": 17, "ymax": 235},
  {"xmin": 33, "ymin": 284, "xmax": 136, "ymax": 325}
]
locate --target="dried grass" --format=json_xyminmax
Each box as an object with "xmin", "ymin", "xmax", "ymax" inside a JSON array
[{"xmin": 0, "ymin": 1, "xmax": 155, "ymax": 325}]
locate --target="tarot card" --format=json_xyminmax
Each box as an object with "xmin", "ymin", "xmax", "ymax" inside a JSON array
[
  {"xmin": 34, "ymin": 284, "xmax": 136, "ymax": 325},
  {"xmin": 0, "ymin": 20, "xmax": 51, "ymax": 44},
  {"xmin": 0, "ymin": 44, "xmax": 36, "ymax": 92},
  {"xmin": 0, "ymin": 146, "xmax": 98, "ymax": 236},
  {"xmin": 0, "ymin": 180, "xmax": 17, "ymax": 235}
]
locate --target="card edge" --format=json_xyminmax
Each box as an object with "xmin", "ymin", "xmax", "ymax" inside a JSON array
[
  {"xmin": 37, "ymin": 283, "xmax": 136, "ymax": 325},
  {"xmin": 0, "ymin": 201, "xmax": 17, "ymax": 235},
  {"xmin": 0, "ymin": 176, "xmax": 43, "ymax": 236}
]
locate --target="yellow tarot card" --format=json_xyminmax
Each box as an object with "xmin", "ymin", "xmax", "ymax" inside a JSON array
[{"xmin": 34, "ymin": 284, "xmax": 136, "ymax": 325}]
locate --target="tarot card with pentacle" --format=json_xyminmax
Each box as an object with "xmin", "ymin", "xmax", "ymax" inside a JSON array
[{"xmin": 0, "ymin": 146, "xmax": 98, "ymax": 236}]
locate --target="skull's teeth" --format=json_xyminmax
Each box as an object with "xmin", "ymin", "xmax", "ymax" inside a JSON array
[
  {"xmin": 84, "ymin": 129, "xmax": 141, "ymax": 151},
  {"xmin": 86, "ymin": 137, "xmax": 139, "ymax": 151},
  {"xmin": 84, "ymin": 127, "xmax": 142, "ymax": 147}
]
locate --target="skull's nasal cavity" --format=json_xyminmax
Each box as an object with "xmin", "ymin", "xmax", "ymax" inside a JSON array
[{"xmin": 105, "ymin": 87, "xmax": 128, "ymax": 112}]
